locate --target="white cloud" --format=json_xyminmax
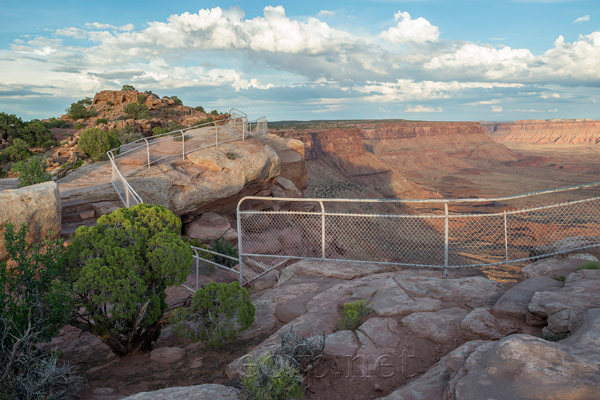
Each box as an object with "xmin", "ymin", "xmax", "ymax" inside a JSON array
[
  {"xmin": 573, "ymin": 15, "xmax": 590, "ymax": 23},
  {"xmin": 405, "ymin": 105, "xmax": 442, "ymax": 112},
  {"xmin": 541, "ymin": 93, "xmax": 560, "ymax": 99},
  {"xmin": 548, "ymin": 108, "xmax": 558, "ymax": 112},
  {"xmin": 491, "ymin": 105, "xmax": 503, "ymax": 112},
  {"xmin": 380, "ymin": 11, "xmax": 439, "ymax": 44},
  {"xmin": 318, "ymin": 10, "xmax": 335, "ymax": 17},
  {"xmin": 85, "ymin": 22, "xmax": 134, "ymax": 31},
  {"xmin": 465, "ymin": 99, "xmax": 501, "ymax": 106}
]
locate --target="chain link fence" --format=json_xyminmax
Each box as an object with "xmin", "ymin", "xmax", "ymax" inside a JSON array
[{"xmin": 237, "ymin": 182, "xmax": 600, "ymax": 282}]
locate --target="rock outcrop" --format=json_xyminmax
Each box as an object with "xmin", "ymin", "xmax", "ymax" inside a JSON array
[
  {"xmin": 58, "ymin": 138, "xmax": 280, "ymax": 215},
  {"xmin": 254, "ymin": 133, "xmax": 307, "ymax": 191},
  {"xmin": 121, "ymin": 384, "xmax": 240, "ymax": 400},
  {"xmin": 487, "ymin": 119, "xmax": 600, "ymax": 145},
  {"xmin": 0, "ymin": 181, "xmax": 61, "ymax": 261}
]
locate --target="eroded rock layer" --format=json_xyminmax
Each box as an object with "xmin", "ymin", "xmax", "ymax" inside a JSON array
[{"xmin": 486, "ymin": 119, "xmax": 600, "ymax": 145}]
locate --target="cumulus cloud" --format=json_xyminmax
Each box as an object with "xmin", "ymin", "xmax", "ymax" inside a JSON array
[
  {"xmin": 573, "ymin": 15, "xmax": 590, "ymax": 23},
  {"xmin": 318, "ymin": 10, "xmax": 335, "ymax": 17},
  {"xmin": 491, "ymin": 105, "xmax": 503, "ymax": 112},
  {"xmin": 405, "ymin": 105, "xmax": 442, "ymax": 112},
  {"xmin": 380, "ymin": 11, "xmax": 440, "ymax": 44}
]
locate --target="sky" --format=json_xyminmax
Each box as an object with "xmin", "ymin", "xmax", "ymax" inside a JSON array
[{"xmin": 0, "ymin": 0, "xmax": 598, "ymax": 122}]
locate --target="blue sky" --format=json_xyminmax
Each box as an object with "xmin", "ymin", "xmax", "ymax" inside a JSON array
[{"xmin": 0, "ymin": 0, "xmax": 598, "ymax": 122}]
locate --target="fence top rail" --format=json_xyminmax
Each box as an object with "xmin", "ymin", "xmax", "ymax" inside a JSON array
[{"xmin": 237, "ymin": 181, "xmax": 600, "ymax": 210}]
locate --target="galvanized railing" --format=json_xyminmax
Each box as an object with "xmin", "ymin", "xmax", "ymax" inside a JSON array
[
  {"xmin": 106, "ymin": 108, "xmax": 267, "ymax": 287},
  {"xmin": 237, "ymin": 182, "xmax": 600, "ymax": 283}
]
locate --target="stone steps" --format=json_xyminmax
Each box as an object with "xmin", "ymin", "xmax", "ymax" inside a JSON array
[{"xmin": 60, "ymin": 200, "xmax": 120, "ymax": 238}]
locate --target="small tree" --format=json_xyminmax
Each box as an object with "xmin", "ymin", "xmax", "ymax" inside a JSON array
[
  {"xmin": 122, "ymin": 84, "xmax": 135, "ymax": 92},
  {"xmin": 11, "ymin": 156, "xmax": 52, "ymax": 188},
  {"xmin": 65, "ymin": 204, "xmax": 193, "ymax": 355},
  {"xmin": 77, "ymin": 97, "xmax": 92, "ymax": 106},
  {"xmin": 2, "ymin": 138, "xmax": 31, "ymax": 162},
  {"xmin": 171, "ymin": 281, "xmax": 254, "ymax": 348},
  {"xmin": 124, "ymin": 103, "xmax": 150, "ymax": 119},
  {"xmin": 77, "ymin": 127, "xmax": 120, "ymax": 161},
  {"xmin": 0, "ymin": 112, "xmax": 23, "ymax": 141},
  {"xmin": 65, "ymin": 103, "xmax": 88, "ymax": 120},
  {"xmin": 15, "ymin": 121, "xmax": 56, "ymax": 148}
]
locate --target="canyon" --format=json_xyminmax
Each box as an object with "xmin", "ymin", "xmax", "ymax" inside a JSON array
[{"xmin": 485, "ymin": 119, "xmax": 600, "ymax": 145}]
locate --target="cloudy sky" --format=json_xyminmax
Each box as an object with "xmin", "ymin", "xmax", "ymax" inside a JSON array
[{"xmin": 0, "ymin": 0, "xmax": 598, "ymax": 122}]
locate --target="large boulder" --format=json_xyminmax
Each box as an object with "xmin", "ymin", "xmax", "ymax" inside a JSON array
[
  {"xmin": 0, "ymin": 181, "xmax": 61, "ymax": 261},
  {"xmin": 121, "ymin": 384, "xmax": 240, "ymax": 400},
  {"xmin": 58, "ymin": 138, "xmax": 280, "ymax": 215}
]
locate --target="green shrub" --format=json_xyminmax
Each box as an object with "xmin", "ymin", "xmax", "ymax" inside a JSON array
[
  {"xmin": 11, "ymin": 156, "xmax": 52, "ymax": 188},
  {"xmin": 109, "ymin": 126, "xmax": 143, "ymax": 145},
  {"xmin": 576, "ymin": 260, "xmax": 600, "ymax": 270},
  {"xmin": 106, "ymin": 101, "xmax": 114, "ymax": 106},
  {"xmin": 74, "ymin": 123, "xmax": 84, "ymax": 130},
  {"xmin": 243, "ymin": 352, "xmax": 305, "ymax": 400},
  {"xmin": 339, "ymin": 299, "xmax": 372, "ymax": 330},
  {"xmin": 171, "ymin": 281, "xmax": 254, "ymax": 348},
  {"xmin": 124, "ymin": 103, "xmax": 150, "ymax": 119},
  {"xmin": 65, "ymin": 204, "xmax": 192, "ymax": 355},
  {"xmin": 0, "ymin": 224, "xmax": 82, "ymax": 399},
  {"xmin": 0, "ymin": 112, "xmax": 24, "ymax": 141},
  {"xmin": 0, "ymin": 167, "xmax": 7, "ymax": 178},
  {"xmin": 42, "ymin": 118, "xmax": 66, "ymax": 129},
  {"xmin": 211, "ymin": 238, "xmax": 239, "ymax": 268},
  {"xmin": 144, "ymin": 90, "xmax": 157, "ymax": 98},
  {"xmin": 77, "ymin": 127, "xmax": 120, "ymax": 162},
  {"xmin": 152, "ymin": 123, "xmax": 185, "ymax": 137},
  {"xmin": 15, "ymin": 121, "xmax": 55, "ymax": 148},
  {"xmin": 88, "ymin": 107, "xmax": 98, "ymax": 117},
  {"xmin": 194, "ymin": 106, "xmax": 205, "ymax": 112},
  {"xmin": 77, "ymin": 97, "xmax": 92, "ymax": 106},
  {"xmin": 211, "ymin": 110, "xmax": 219, "ymax": 115},
  {"xmin": 114, "ymin": 115, "xmax": 129, "ymax": 121},
  {"xmin": 2, "ymin": 138, "xmax": 32, "ymax": 162},
  {"xmin": 190, "ymin": 116, "xmax": 214, "ymax": 126},
  {"xmin": 122, "ymin": 84, "xmax": 135, "ymax": 92},
  {"xmin": 65, "ymin": 103, "xmax": 88, "ymax": 120},
  {"xmin": 96, "ymin": 118, "xmax": 109, "ymax": 125},
  {"xmin": 137, "ymin": 94, "xmax": 147, "ymax": 104},
  {"xmin": 169, "ymin": 96, "xmax": 183, "ymax": 105}
]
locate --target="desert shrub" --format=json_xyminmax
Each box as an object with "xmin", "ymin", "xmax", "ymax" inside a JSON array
[
  {"xmin": 576, "ymin": 260, "xmax": 600, "ymax": 270},
  {"xmin": 189, "ymin": 116, "xmax": 214, "ymax": 126},
  {"xmin": 11, "ymin": 156, "xmax": 52, "ymax": 187},
  {"xmin": 109, "ymin": 126, "xmax": 143, "ymax": 145},
  {"xmin": 2, "ymin": 138, "xmax": 32, "ymax": 162},
  {"xmin": 210, "ymin": 238, "xmax": 238, "ymax": 268},
  {"xmin": 144, "ymin": 90, "xmax": 157, "ymax": 98},
  {"xmin": 73, "ymin": 123, "xmax": 84, "ymax": 130},
  {"xmin": 65, "ymin": 204, "xmax": 192, "ymax": 355},
  {"xmin": 169, "ymin": 96, "xmax": 183, "ymax": 105},
  {"xmin": 243, "ymin": 352, "xmax": 305, "ymax": 400},
  {"xmin": 106, "ymin": 101, "xmax": 114, "ymax": 106},
  {"xmin": 0, "ymin": 112, "xmax": 24, "ymax": 140},
  {"xmin": 77, "ymin": 97, "xmax": 92, "ymax": 106},
  {"xmin": 152, "ymin": 123, "xmax": 185, "ymax": 137},
  {"xmin": 77, "ymin": 127, "xmax": 120, "ymax": 161},
  {"xmin": 88, "ymin": 107, "xmax": 98, "ymax": 117},
  {"xmin": 211, "ymin": 110, "xmax": 219, "ymax": 115},
  {"xmin": 95, "ymin": 118, "xmax": 108, "ymax": 125},
  {"xmin": 65, "ymin": 103, "xmax": 88, "ymax": 120},
  {"xmin": 15, "ymin": 121, "xmax": 56, "ymax": 148},
  {"xmin": 124, "ymin": 103, "xmax": 150, "ymax": 119},
  {"xmin": 42, "ymin": 118, "xmax": 66, "ymax": 129},
  {"xmin": 137, "ymin": 94, "xmax": 147, "ymax": 104},
  {"xmin": 339, "ymin": 299, "xmax": 372, "ymax": 330},
  {"xmin": 171, "ymin": 281, "xmax": 254, "ymax": 348},
  {"xmin": 226, "ymin": 151, "xmax": 239, "ymax": 160},
  {"xmin": 122, "ymin": 84, "xmax": 135, "ymax": 91},
  {"xmin": 541, "ymin": 330, "xmax": 569, "ymax": 342},
  {"xmin": 0, "ymin": 167, "xmax": 7, "ymax": 178},
  {"xmin": 194, "ymin": 105, "xmax": 205, "ymax": 113},
  {"xmin": 0, "ymin": 225, "xmax": 82, "ymax": 399},
  {"xmin": 279, "ymin": 327, "xmax": 325, "ymax": 373}
]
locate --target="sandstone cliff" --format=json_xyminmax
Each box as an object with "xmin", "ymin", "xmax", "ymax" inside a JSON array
[{"xmin": 487, "ymin": 119, "xmax": 600, "ymax": 145}]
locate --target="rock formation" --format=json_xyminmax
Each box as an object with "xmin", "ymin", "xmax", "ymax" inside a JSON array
[
  {"xmin": 487, "ymin": 119, "xmax": 600, "ymax": 145},
  {"xmin": 0, "ymin": 181, "xmax": 61, "ymax": 261}
]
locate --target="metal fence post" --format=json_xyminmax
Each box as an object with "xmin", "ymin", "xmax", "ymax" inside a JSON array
[
  {"xmin": 193, "ymin": 248, "xmax": 199, "ymax": 291},
  {"xmin": 319, "ymin": 200, "xmax": 326, "ymax": 259},
  {"xmin": 144, "ymin": 138, "xmax": 150, "ymax": 169},
  {"xmin": 504, "ymin": 211, "xmax": 509, "ymax": 268},
  {"xmin": 237, "ymin": 201, "xmax": 243, "ymax": 284},
  {"xmin": 181, "ymin": 130, "xmax": 185, "ymax": 160},
  {"xmin": 444, "ymin": 202, "xmax": 449, "ymax": 276}
]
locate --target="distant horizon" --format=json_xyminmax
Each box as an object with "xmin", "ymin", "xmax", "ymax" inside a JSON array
[{"xmin": 1, "ymin": 1, "xmax": 598, "ymax": 122}]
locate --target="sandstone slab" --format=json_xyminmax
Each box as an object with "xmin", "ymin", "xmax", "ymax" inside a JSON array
[
  {"xmin": 519, "ymin": 257, "xmax": 588, "ymax": 281},
  {"xmin": 460, "ymin": 308, "xmax": 518, "ymax": 340},
  {"xmin": 122, "ymin": 384, "xmax": 240, "ymax": 400},
  {"xmin": 184, "ymin": 212, "xmax": 232, "ymax": 244},
  {"xmin": 0, "ymin": 181, "xmax": 61, "ymax": 261},
  {"xmin": 402, "ymin": 308, "xmax": 469, "ymax": 344},
  {"xmin": 491, "ymin": 276, "xmax": 562, "ymax": 320}
]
